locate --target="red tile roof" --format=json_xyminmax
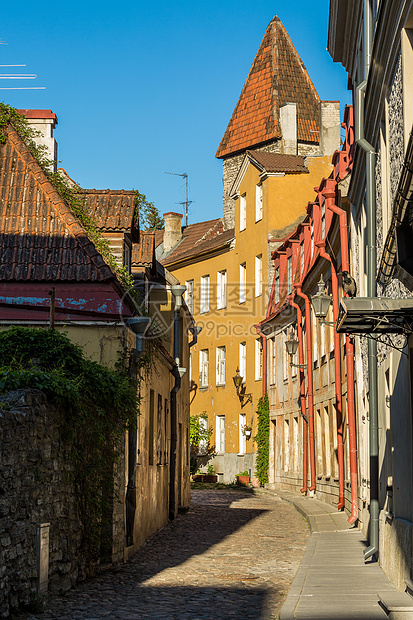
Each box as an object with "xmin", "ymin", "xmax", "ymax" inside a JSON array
[
  {"xmin": 247, "ymin": 150, "xmax": 309, "ymax": 173},
  {"xmin": 216, "ymin": 16, "xmax": 320, "ymax": 159},
  {"xmin": 0, "ymin": 126, "xmax": 115, "ymax": 282},
  {"xmin": 160, "ymin": 218, "xmax": 235, "ymax": 267},
  {"xmin": 17, "ymin": 109, "xmax": 57, "ymax": 122},
  {"xmin": 132, "ymin": 231, "xmax": 155, "ymax": 267},
  {"xmin": 82, "ymin": 189, "xmax": 138, "ymax": 241}
]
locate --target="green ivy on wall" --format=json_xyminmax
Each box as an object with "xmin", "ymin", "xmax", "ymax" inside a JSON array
[
  {"xmin": 254, "ymin": 394, "xmax": 270, "ymax": 486},
  {"xmin": 0, "ymin": 326, "xmax": 139, "ymax": 561}
]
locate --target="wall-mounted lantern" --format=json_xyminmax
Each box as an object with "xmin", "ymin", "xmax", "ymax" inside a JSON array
[
  {"xmin": 311, "ymin": 276, "xmax": 333, "ymax": 325},
  {"xmin": 232, "ymin": 367, "xmax": 252, "ymax": 404},
  {"xmin": 285, "ymin": 329, "xmax": 306, "ymax": 369}
]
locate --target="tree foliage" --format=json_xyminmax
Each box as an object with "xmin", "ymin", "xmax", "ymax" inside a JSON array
[
  {"xmin": 254, "ymin": 394, "xmax": 270, "ymax": 485},
  {"xmin": 134, "ymin": 190, "xmax": 164, "ymax": 231}
]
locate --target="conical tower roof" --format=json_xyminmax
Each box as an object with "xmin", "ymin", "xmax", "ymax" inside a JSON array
[{"xmin": 216, "ymin": 16, "xmax": 320, "ymax": 159}]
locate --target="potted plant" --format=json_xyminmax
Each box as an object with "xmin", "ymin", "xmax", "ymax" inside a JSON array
[
  {"xmin": 242, "ymin": 424, "xmax": 253, "ymax": 439},
  {"xmin": 203, "ymin": 464, "xmax": 218, "ymax": 483},
  {"xmin": 236, "ymin": 470, "xmax": 250, "ymax": 486}
]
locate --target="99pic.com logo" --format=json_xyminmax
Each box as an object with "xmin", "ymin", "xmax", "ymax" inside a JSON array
[{"xmin": 119, "ymin": 281, "xmax": 177, "ymax": 340}]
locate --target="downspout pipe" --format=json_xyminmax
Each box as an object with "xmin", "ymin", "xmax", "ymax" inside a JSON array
[
  {"xmin": 316, "ymin": 240, "xmax": 345, "ymax": 510},
  {"xmin": 326, "ymin": 201, "xmax": 358, "ymax": 523},
  {"xmin": 255, "ymin": 325, "xmax": 267, "ymax": 397},
  {"xmin": 295, "ymin": 284, "xmax": 316, "ymax": 491},
  {"xmin": 356, "ymin": 0, "xmax": 379, "ymax": 560},
  {"xmin": 169, "ymin": 302, "xmax": 183, "ymax": 521},
  {"xmin": 288, "ymin": 294, "xmax": 308, "ymax": 494}
]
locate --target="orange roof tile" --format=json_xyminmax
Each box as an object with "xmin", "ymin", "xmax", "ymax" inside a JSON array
[
  {"xmin": 160, "ymin": 219, "xmax": 234, "ymax": 267},
  {"xmin": 82, "ymin": 189, "xmax": 139, "ymax": 241},
  {"xmin": 216, "ymin": 16, "xmax": 320, "ymax": 159},
  {"xmin": 0, "ymin": 126, "xmax": 115, "ymax": 282},
  {"xmin": 132, "ymin": 231, "xmax": 155, "ymax": 267}
]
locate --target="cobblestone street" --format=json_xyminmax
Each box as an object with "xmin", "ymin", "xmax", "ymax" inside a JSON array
[{"xmin": 29, "ymin": 489, "xmax": 310, "ymax": 620}]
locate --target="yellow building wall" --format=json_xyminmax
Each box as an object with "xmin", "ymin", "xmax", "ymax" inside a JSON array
[{"xmin": 168, "ymin": 154, "xmax": 333, "ymax": 482}]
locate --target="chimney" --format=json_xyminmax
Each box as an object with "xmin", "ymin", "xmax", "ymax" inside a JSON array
[
  {"xmin": 319, "ymin": 101, "xmax": 340, "ymax": 156},
  {"xmin": 279, "ymin": 103, "xmax": 297, "ymax": 155},
  {"xmin": 17, "ymin": 110, "xmax": 58, "ymax": 170},
  {"xmin": 163, "ymin": 212, "xmax": 183, "ymax": 253}
]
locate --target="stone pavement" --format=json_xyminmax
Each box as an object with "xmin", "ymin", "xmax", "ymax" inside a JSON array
[
  {"xmin": 24, "ymin": 488, "xmax": 310, "ymax": 620},
  {"xmin": 261, "ymin": 488, "xmax": 398, "ymax": 619}
]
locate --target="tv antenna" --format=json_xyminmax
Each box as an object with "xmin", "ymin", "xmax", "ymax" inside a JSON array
[
  {"xmin": 0, "ymin": 62, "xmax": 45, "ymax": 90},
  {"xmin": 165, "ymin": 171, "xmax": 192, "ymax": 226}
]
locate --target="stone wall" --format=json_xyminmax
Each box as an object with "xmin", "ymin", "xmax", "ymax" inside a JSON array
[{"xmin": 0, "ymin": 389, "xmax": 123, "ymax": 617}]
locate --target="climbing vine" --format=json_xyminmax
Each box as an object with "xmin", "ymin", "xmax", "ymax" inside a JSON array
[
  {"xmin": 254, "ymin": 394, "xmax": 270, "ymax": 485},
  {"xmin": 0, "ymin": 326, "xmax": 139, "ymax": 561}
]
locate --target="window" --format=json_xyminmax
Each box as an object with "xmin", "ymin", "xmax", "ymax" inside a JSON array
[
  {"xmin": 300, "ymin": 241, "xmax": 305, "ymax": 278},
  {"xmin": 239, "ymin": 341, "xmax": 246, "ymax": 383},
  {"xmin": 274, "ymin": 268, "xmax": 280, "ymax": 305},
  {"xmin": 255, "ymin": 184, "xmax": 263, "ymax": 221},
  {"xmin": 216, "ymin": 415, "xmax": 225, "ymax": 453},
  {"xmin": 270, "ymin": 337, "xmax": 276, "ymax": 384},
  {"xmin": 200, "ymin": 275, "xmax": 210, "ymax": 314},
  {"xmin": 255, "ymin": 254, "xmax": 262, "ymax": 297},
  {"xmin": 239, "ymin": 413, "xmax": 246, "ymax": 454},
  {"xmin": 287, "ymin": 255, "xmax": 292, "ymax": 290},
  {"xmin": 321, "ymin": 202, "xmax": 326, "ymax": 238},
  {"xmin": 199, "ymin": 349, "xmax": 209, "ymax": 387},
  {"xmin": 240, "ymin": 193, "xmax": 246, "ymax": 231},
  {"xmin": 199, "ymin": 415, "xmax": 208, "ymax": 455},
  {"xmin": 185, "ymin": 279, "xmax": 194, "ymax": 314},
  {"xmin": 255, "ymin": 338, "xmax": 262, "ymax": 380},
  {"xmin": 124, "ymin": 242, "xmax": 131, "ymax": 273},
  {"xmin": 216, "ymin": 346, "xmax": 226, "ymax": 385},
  {"xmin": 149, "ymin": 389, "xmax": 155, "ymax": 465},
  {"xmin": 217, "ymin": 269, "xmax": 227, "ymax": 309},
  {"xmin": 239, "ymin": 262, "xmax": 246, "ymax": 303},
  {"xmin": 283, "ymin": 329, "xmax": 289, "ymax": 381}
]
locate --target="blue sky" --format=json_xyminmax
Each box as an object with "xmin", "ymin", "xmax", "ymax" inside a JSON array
[{"xmin": 1, "ymin": 1, "xmax": 349, "ymax": 225}]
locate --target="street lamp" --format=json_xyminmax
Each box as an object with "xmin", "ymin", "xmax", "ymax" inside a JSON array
[
  {"xmin": 232, "ymin": 367, "xmax": 252, "ymax": 404},
  {"xmin": 285, "ymin": 329, "xmax": 306, "ymax": 369},
  {"xmin": 311, "ymin": 276, "xmax": 333, "ymax": 324}
]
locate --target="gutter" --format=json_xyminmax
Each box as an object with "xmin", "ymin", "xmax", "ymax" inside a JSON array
[
  {"xmin": 325, "ymin": 198, "xmax": 358, "ymax": 523},
  {"xmin": 316, "ymin": 239, "xmax": 345, "ymax": 510},
  {"xmin": 287, "ymin": 294, "xmax": 308, "ymax": 494},
  {"xmin": 356, "ymin": 0, "xmax": 379, "ymax": 560},
  {"xmin": 169, "ymin": 304, "xmax": 182, "ymax": 520},
  {"xmin": 294, "ymin": 284, "xmax": 316, "ymax": 492}
]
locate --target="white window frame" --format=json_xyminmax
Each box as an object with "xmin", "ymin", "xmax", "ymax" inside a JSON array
[
  {"xmin": 274, "ymin": 269, "xmax": 280, "ymax": 305},
  {"xmin": 239, "ymin": 413, "xmax": 247, "ymax": 455},
  {"xmin": 239, "ymin": 262, "xmax": 246, "ymax": 303},
  {"xmin": 300, "ymin": 241, "xmax": 305, "ymax": 278},
  {"xmin": 216, "ymin": 415, "xmax": 225, "ymax": 453},
  {"xmin": 217, "ymin": 269, "xmax": 227, "ymax": 309},
  {"xmin": 255, "ymin": 338, "xmax": 262, "ymax": 381},
  {"xmin": 240, "ymin": 193, "xmax": 247, "ymax": 231},
  {"xmin": 255, "ymin": 184, "xmax": 263, "ymax": 222},
  {"xmin": 287, "ymin": 255, "xmax": 292, "ymax": 290},
  {"xmin": 200, "ymin": 275, "xmax": 210, "ymax": 314},
  {"xmin": 199, "ymin": 349, "xmax": 209, "ymax": 387},
  {"xmin": 185, "ymin": 279, "xmax": 194, "ymax": 314},
  {"xmin": 283, "ymin": 329, "xmax": 289, "ymax": 382},
  {"xmin": 216, "ymin": 346, "xmax": 226, "ymax": 385},
  {"xmin": 270, "ymin": 337, "xmax": 276, "ymax": 385},
  {"xmin": 255, "ymin": 254, "xmax": 262, "ymax": 297},
  {"xmin": 239, "ymin": 341, "xmax": 246, "ymax": 383},
  {"xmin": 199, "ymin": 415, "xmax": 209, "ymax": 455}
]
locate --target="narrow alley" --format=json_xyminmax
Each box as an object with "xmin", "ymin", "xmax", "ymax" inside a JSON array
[{"xmin": 26, "ymin": 489, "xmax": 310, "ymax": 620}]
